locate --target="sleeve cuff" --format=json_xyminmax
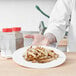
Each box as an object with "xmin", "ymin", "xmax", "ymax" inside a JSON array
[{"xmin": 44, "ymin": 27, "xmax": 65, "ymax": 45}]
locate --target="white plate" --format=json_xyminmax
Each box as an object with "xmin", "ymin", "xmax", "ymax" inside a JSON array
[{"xmin": 12, "ymin": 46, "xmax": 66, "ymax": 69}]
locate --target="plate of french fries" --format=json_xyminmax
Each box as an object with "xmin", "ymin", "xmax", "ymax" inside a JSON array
[{"xmin": 12, "ymin": 46, "xmax": 66, "ymax": 68}]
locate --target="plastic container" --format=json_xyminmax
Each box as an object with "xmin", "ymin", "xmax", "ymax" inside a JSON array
[
  {"xmin": 12, "ymin": 27, "xmax": 24, "ymax": 50},
  {"xmin": 1, "ymin": 27, "xmax": 24, "ymax": 58},
  {"xmin": 1, "ymin": 28, "xmax": 15, "ymax": 58},
  {"xmin": 23, "ymin": 31, "xmax": 39, "ymax": 47}
]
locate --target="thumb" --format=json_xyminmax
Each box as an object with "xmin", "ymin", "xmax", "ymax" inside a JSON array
[{"xmin": 24, "ymin": 34, "xmax": 34, "ymax": 39}]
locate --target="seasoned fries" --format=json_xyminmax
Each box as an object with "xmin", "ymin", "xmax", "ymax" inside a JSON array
[{"xmin": 24, "ymin": 46, "xmax": 59, "ymax": 63}]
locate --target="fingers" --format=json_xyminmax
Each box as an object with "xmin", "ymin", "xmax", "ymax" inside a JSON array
[
  {"xmin": 24, "ymin": 34, "xmax": 34, "ymax": 39},
  {"xmin": 24, "ymin": 34, "xmax": 50, "ymax": 46},
  {"xmin": 32, "ymin": 41, "xmax": 40, "ymax": 46},
  {"xmin": 40, "ymin": 38, "xmax": 50, "ymax": 46},
  {"xmin": 32, "ymin": 40, "xmax": 49, "ymax": 46}
]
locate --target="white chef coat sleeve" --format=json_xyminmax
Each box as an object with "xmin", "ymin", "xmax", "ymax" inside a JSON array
[{"xmin": 45, "ymin": 0, "xmax": 72, "ymax": 44}]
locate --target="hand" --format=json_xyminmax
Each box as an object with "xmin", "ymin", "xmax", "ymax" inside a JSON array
[{"xmin": 24, "ymin": 34, "xmax": 56, "ymax": 46}]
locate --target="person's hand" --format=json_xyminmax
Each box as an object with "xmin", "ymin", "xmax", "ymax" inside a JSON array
[
  {"xmin": 24, "ymin": 33, "xmax": 57, "ymax": 46},
  {"xmin": 24, "ymin": 34, "xmax": 49, "ymax": 46}
]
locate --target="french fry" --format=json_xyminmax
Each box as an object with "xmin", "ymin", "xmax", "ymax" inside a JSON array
[{"xmin": 24, "ymin": 46, "xmax": 59, "ymax": 63}]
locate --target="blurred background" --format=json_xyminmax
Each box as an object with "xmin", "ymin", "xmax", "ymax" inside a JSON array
[
  {"xmin": 0, "ymin": 0, "xmax": 56, "ymax": 31},
  {"xmin": 0, "ymin": 0, "xmax": 67, "ymax": 52}
]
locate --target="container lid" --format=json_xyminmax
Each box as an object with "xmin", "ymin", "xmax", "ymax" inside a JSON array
[
  {"xmin": 12, "ymin": 27, "xmax": 21, "ymax": 32},
  {"xmin": 2, "ymin": 28, "xmax": 12, "ymax": 32}
]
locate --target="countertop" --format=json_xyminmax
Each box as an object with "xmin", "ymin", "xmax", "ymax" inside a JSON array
[{"xmin": 0, "ymin": 52, "xmax": 76, "ymax": 76}]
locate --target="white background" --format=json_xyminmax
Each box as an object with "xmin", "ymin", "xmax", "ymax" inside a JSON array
[{"xmin": 0, "ymin": 0, "xmax": 56, "ymax": 31}]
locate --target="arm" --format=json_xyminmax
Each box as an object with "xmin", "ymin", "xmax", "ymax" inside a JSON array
[{"xmin": 45, "ymin": 0, "xmax": 72, "ymax": 44}]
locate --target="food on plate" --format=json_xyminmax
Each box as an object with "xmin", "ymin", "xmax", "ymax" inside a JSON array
[{"xmin": 23, "ymin": 46, "xmax": 59, "ymax": 63}]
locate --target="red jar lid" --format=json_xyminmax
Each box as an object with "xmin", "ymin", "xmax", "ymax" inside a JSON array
[
  {"xmin": 12, "ymin": 27, "xmax": 21, "ymax": 32},
  {"xmin": 2, "ymin": 28, "xmax": 12, "ymax": 32}
]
